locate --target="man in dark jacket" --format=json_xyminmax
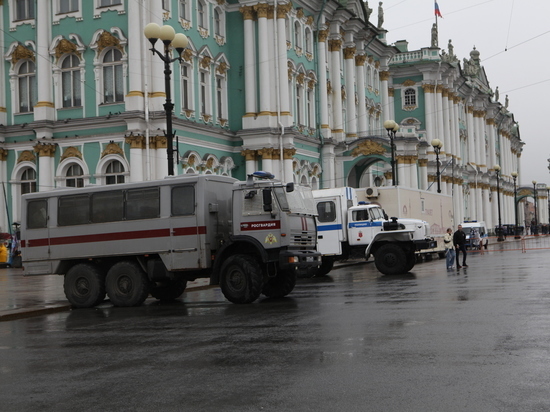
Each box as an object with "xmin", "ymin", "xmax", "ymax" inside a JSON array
[{"xmin": 453, "ymin": 225, "xmax": 468, "ymax": 268}]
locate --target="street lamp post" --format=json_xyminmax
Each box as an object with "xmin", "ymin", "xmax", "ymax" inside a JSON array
[
  {"xmin": 384, "ymin": 120, "xmax": 399, "ymax": 186},
  {"xmin": 494, "ymin": 165, "xmax": 504, "ymax": 241},
  {"xmin": 431, "ymin": 138, "xmax": 443, "ymax": 193},
  {"xmin": 144, "ymin": 23, "xmax": 189, "ymax": 176},
  {"xmin": 511, "ymin": 171, "xmax": 520, "ymax": 239},
  {"xmin": 532, "ymin": 180, "xmax": 538, "ymax": 235}
]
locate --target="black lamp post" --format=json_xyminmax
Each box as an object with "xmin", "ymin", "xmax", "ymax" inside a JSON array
[
  {"xmin": 511, "ymin": 171, "xmax": 520, "ymax": 239},
  {"xmin": 144, "ymin": 23, "xmax": 189, "ymax": 176},
  {"xmin": 431, "ymin": 138, "xmax": 443, "ymax": 193},
  {"xmin": 533, "ymin": 180, "xmax": 538, "ymax": 234},
  {"xmin": 384, "ymin": 120, "xmax": 399, "ymax": 186},
  {"xmin": 494, "ymin": 165, "xmax": 504, "ymax": 241}
]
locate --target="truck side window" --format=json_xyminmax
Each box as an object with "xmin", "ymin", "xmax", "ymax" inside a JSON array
[
  {"xmin": 317, "ymin": 201, "xmax": 336, "ymax": 222},
  {"xmin": 172, "ymin": 186, "xmax": 195, "ymax": 216},
  {"xmin": 353, "ymin": 210, "xmax": 368, "ymax": 221},
  {"xmin": 59, "ymin": 195, "xmax": 90, "ymax": 226},
  {"xmin": 27, "ymin": 199, "xmax": 48, "ymax": 229},
  {"xmin": 126, "ymin": 188, "xmax": 159, "ymax": 220},
  {"xmin": 91, "ymin": 191, "xmax": 124, "ymax": 223}
]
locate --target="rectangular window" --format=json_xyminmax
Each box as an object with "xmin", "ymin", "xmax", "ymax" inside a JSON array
[
  {"xmin": 182, "ymin": 65, "xmax": 190, "ymax": 109},
  {"xmin": 27, "ymin": 200, "xmax": 48, "ymax": 229},
  {"xmin": 59, "ymin": 0, "xmax": 78, "ymax": 13},
  {"xmin": 316, "ymin": 201, "xmax": 336, "ymax": 223},
  {"xmin": 126, "ymin": 188, "xmax": 160, "ymax": 220},
  {"xmin": 100, "ymin": 0, "xmax": 121, "ymax": 6},
  {"xmin": 179, "ymin": 0, "xmax": 187, "ymax": 19},
  {"xmin": 15, "ymin": 0, "xmax": 35, "ymax": 20},
  {"xmin": 91, "ymin": 191, "xmax": 124, "ymax": 223},
  {"xmin": 200, "ymin": 72, "xmax": 206, "ymax": 114},
  {"xmin": 162, "ymin": 0, "xmax": 170, "ymax": 11},
  {"xmin": 172, "ymin": 186, "xmax": 195, "ymax": 216},
  {"xmin": 216, "ymin": 78, "xmax": 222, "ymax": 119},
  {"xmin": 58, "ymin": 195, "xmax": 89, "ymax": 226}
]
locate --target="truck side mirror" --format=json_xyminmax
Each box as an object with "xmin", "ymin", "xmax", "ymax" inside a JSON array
[
  {"xmin": 263, "ymin": 189, "xmax": 273, "ymax": 212},
  {"xmin": 286, "ymin": 182, "xmax": 294, "ymax": 192}
]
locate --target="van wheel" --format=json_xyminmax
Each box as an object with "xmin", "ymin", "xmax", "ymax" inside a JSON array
[
  {"xmin": 316, "ymin": 257, "xmax": 334, "ymax": 277},
  {"xmin": 404, "ymin": 251, "xmax": 416, "ymax": 272},
  {"xmin": 106, "ymin": 261, "xmax": 149, "ymax": 307},
  {"xmin": 374, "ymin": 243, "xmax": 407, "ymax": 275},
  {"xmin": 150, "ymin": 279, "xmax": 188, "ymax": 302},
  {"xmin": 64, "ymin": 264, "xmax": 106, "ymax": 308},
  {"xmin": 220, "ymin": 255, "xmax": 262, "ymax": 304},
  {"xmin": 262, "ymin": 269, "xmax": 297, "ymax": 298}
]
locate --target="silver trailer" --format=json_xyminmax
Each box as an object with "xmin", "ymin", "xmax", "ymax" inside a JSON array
[{"xmin": 21, "ymin": 173, "xmax": 320, "ymax": 307}]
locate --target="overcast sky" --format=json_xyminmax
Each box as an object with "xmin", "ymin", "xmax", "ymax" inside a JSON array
[{"xmin": 381, "ymin": 0, "xmax": 549, "ymax": 187}]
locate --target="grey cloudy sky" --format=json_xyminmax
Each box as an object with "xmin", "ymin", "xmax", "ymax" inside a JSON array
[{"xmin": 382, "ymin": 0, "xmax": 549, "ymax": 187}]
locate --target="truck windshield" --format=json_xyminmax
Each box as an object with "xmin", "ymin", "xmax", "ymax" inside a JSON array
[
  {"xmin": 274, "ymin": 186, "xmax": 317, "ymax": 215},
  {"xmin": 369, "ymin": 207, "xmax": 385, "ymax": 220}
]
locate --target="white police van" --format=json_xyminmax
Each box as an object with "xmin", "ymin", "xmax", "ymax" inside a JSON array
[{"xmin": 461, "ymin": 221, "xmax": 488, "ymax": 249}]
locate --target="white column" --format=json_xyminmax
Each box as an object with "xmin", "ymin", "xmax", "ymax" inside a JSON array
[
  {"xmin": 146, "ymin": 0, "xmax": 165, "ymax": 112},
  {"xmin": 317, "ymin": 29, "xmax": 330, "ymax": 138},
  {"xmin": 243, "ymin": 149, "xmax": 257, "ymax": 176},
  {"xmin": 0, "ymin": 152, "xmax": 7, "ymax": 232},
  {"xmin": 491, "ymin": 187, "xmax": 498, "ymax": 229},
  {"xmin": 482, "ymin": 184, "xmax": 491, "ymax": 226},
  {"xmin": 466, "ymin": 106, "xmax": 475, "ymax": 164},
  {"xmin": 418, "ymin": 160, "xmax": 428, "ymax": 191},
  {"xmin": 355, "ymin": 54, "xmax": 367, "ymax": 135},
  {"xmin": 329, "ymin": 38, "xmax": 343, "ymax": 141},
  {"xmin": 255, "ymin": 4, "xmax": 271, "ymax": 117},
  {"xmin": 344, "ymin": 46, "xmax": 357, "ymax": 139},
  {"xmin": 423, "ymin": 84, "xmax": 436, "ymax": 141},
  {"xmin": 241, "ymin": 6, "xmax": 256, "ymax": 117},
  {"xmin": 34, "ymin": 0, "xmax": 54, "ymax": 121},
  {"xmin": 283, "ymin": 149, "xmax": 295, "ymax": 184},
  {"xmin": 126, "ymin": 1, "xmax": 144, "ymax": 111},
  {"xmin": 127, "ymin": 136, "xmax": 145, "ymax": 182},
  {"xmin": 322, "ymin": 144, "xmax": 335, "ymax": 188},
  {"xmin": 0, "ymin": 5, "xmax": 6, "ymax": 125},
  {"xmin": 36, "ymin": 144, "xmax": 56, "ymax": 192},
  {"xmin": 276, "ymin": 6, "xmax": 291, "ymax": 118},
  {"xmin": 380, "ymin": 71, "xmax": 390, "ymax": 123}
]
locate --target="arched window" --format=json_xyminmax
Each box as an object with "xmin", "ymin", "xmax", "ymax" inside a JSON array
[
  {"xmin": 21, "ymin": 168, "xmax": 37, "ymax": 195},
  {"xmin": 214, "ymin": 8, "xmax": 221, "ymax": 36},
  {"xmin": 105, "ymin": 160, "xmax": 125, "ymax": 184},
  {"xmin": 404, "ymin": 88, "xmax": 416, "ymax": 106},
  {"xmin": 61, "ymin": 54, "xmax": 81, "ymax": 108},
  {"xmin": 179, "ymin": 0, "xmax": 189, "ymax": 20},
  {"xmin": 197, "ymin": 0, "xmax": 206, "ymax": 28},
  {"xmin": 102, "ymin": 48, "xmax": 123, "ymax": 103},
  {"xmin": 18, "ymin": 60, "xmax": 37, "ymax": 113},
  {"xmin": 181, "ymin": 63, "xmax": 193, "ymax": 111},
  {"xmin": 305, "ymin": 28, "xmax": 312, "ymax": 54},
  {"xmin": 65, "ymin": 164, "xmax": 84, "ymax": 187},
  {"xmin": 294, "ymin": 21, "xmax": 301, "ymax": 49}
]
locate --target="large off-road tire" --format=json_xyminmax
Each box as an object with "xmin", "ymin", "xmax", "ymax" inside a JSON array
[
  {"xmin": 262, "ymin": 269, "xmax": 297, "ymax": 298},
  {"xmin": 315, "ymin": 257, "xmax": 335, "ymax": 277},
  {"xmin": 374, "ymin": 243, "xmax": 407, "ymax": 275},
  {"xmin": 220, "ymin": 255, "xmax": 263, "ymax": 304},
  {"xmin": 105, "ymin": 261, "xmax": 150, "ymax": 307},
  {"xmin": 150, "ymin": 279, "xmax": 188, "ymax": 302},
  {"xmin": 404, "ymin": 251, "xmax": 416, "ymax": 273},
  {"xmin": 64, "ymin": 263, "xmax": 106, "ymax": 308}
]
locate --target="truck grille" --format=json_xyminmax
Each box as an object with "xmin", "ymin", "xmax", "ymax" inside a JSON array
[{"xmin": 290, "ymin": 231, "xmax": 316, "ymax": 247}]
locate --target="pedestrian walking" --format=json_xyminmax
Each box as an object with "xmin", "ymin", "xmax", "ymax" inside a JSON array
[
  {"xmin": 453, "ymin": 224, "xmax": 468, "ymax": 268},
  {"xmin": 443, "ymin": 228, "xmax": 455, "ymax": 270}
]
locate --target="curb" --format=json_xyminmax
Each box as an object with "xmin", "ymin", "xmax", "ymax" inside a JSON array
[{"xmin": 0, "ymin": 282, "xmax": 216, "ymax": 322}]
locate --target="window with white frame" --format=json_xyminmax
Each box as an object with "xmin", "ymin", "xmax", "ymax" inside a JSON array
[
  {"xmin": 18, "ymin": 60, "xmax": 37, "ymax": 113},
  {"xmin": 296, "ymin": 81, "xmax": 303, "ymax": 125},
  {"xmin": 15, "ymin": 0, "xmax": 35, "ymax": 20},
  {"xmin": 61, "ymin": 54, "xmax": 82, "ymax": 108},
  {"xmin": 105, "ymin": 160, "xmax": 125, "ymax": 184},
  {"xmin": 99, "ymin": 0, "xmax": 121, "ymax": 6},
  {"xmin": 181, "ymin": 63, "xmax": 193, "ymax": 111},
  {"xmin": 294, "ymin": 21, "xmax": 302, "ymax": 50},
  {"xmin": 307, "ymin": 87, "xmax": 315, "ymax": 128},
  {"xmin": 21, "ymin": 167, "xmax": 37, "ymax": 194},
  {"xmin": 162, "ymin": 0, "xmax": 170, "ymax": 11},
  {"xmin": 214, "ymin": 7, "xmax": 225, "ymax": 37},
  {"xmin": 197, "ymin": 0, "xmax": 206, "ymax": 28},
  {"xmin": 216, "ymin": 74, "xmax": 228, "ymax": 122},
  {"xmin": 59, "ymin": 0, "xmax": 78, "ymax": 13},
  {"xmin": 65, "ymin": 164, "xmax": 84, "ymax": 187},
  {"xmin": 404, "ymin": 88, "xmax": 416, "ymax": 106},
  {"xmin": 305, "ymin": 27, "xmax": 312, "ymax": 54},
  {"xmin": 102, "ymin": 48, "xmax": 124, "ymax": 104},
  {"xmin": 179, "ymin": 0, "xmax": 190, "ymax": 21},
  {"xmin": 199, "ymin": 71, "xmax": 208, "ymax": 115}
]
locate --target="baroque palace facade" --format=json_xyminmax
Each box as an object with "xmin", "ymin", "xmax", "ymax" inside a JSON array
[{"xmin": 0, "ymin": 0, "xmax": 537, "ymax": 233}]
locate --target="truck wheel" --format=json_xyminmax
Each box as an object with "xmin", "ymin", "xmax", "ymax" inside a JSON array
[
  {"xmin": 374, "ymin": 243, "xmax": 407, "ymax": 275},
  {"xmin": 220, "ymin": 255, "xmax": 263, "ymax": 304},
  {"xmin": 262, "ymin": 270, "xmax": 297, "ymax": 298},
  {"xmin": 404, "ymin": 251, "xmax": 416, "ymax": 273},
  {"xmin": 106, "ymin": 261, "xmax": 149, "ymax": 307},
  {"xmin": 316, "ymin": 257, "xmax": 334, "ymax": 277},
  {"xmin": 64, "ymin": 263, "xmax": 106, "ymax": 308},
  {"xmin": 150, "ymin": 279, "xmax": 188, "ymax": 302}
]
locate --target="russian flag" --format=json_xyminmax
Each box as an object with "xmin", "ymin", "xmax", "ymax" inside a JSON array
[{"xmin": 435, "ymin": 2, "xmax": 443, "ymax": 18}]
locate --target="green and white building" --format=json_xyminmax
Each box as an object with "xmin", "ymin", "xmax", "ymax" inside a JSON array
[{"xmin": 0, "ymin": 0, "xmax": 534, "ymax": 234}]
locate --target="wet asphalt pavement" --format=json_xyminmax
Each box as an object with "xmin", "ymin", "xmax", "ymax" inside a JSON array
[{"xmin": 1, "ymin": 241, "xmax": 550, "ymax": 411}]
